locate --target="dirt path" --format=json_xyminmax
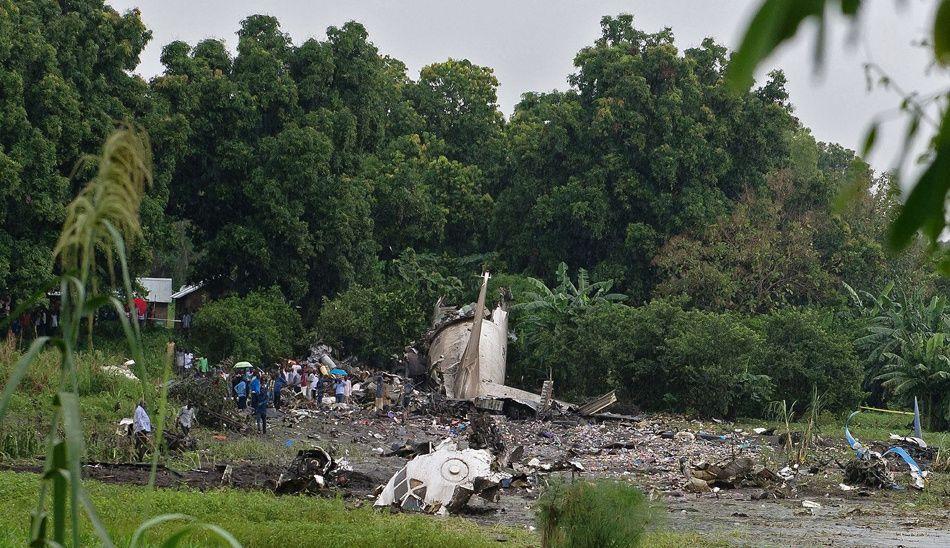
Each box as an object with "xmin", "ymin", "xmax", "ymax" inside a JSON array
[{"xmin": 666, "ymin": 494, "xmax": 950, "ymax": 547}]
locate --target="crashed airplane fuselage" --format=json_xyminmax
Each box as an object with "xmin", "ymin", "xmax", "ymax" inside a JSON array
[{"xmin": 428, "ymin": 272, "xmax": 508, "ymax": 400}]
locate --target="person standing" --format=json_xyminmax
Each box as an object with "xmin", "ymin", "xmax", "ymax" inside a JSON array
[
  {"xmin": 133, "ymin": 400, "xmax": 152, "ymax": 460},
  {"xmin": 344, "ymin": 375, "xmax": 352, "ymax": 404},
  {"xmin": 273, "ymin": 366, "xmax": 287, "ymax": 410},
  {"xmin": 249, "ymin": 370, "xmax": 261, "ymax": 407},
  {"xmin": 133, "ymin": 295, "xmax": 147, "ymax": 323},
  {"xmin": 315, "ymin": 372, "xmax": 326, "ymax": 408},
  {"xmin": 374, "ymin": 372, "xmax": 385, "ymax": 411},
  {"xmin": 176, "ymin": 403, "xmax": 196, "ymax": 436},
  {"xmin": 334, "ymin": 376, "xmax": 346, "ymax": 404},
  {"xmin": 181, "ymin": 309, "xmax": 191, "ymax": 330},
  {"xmin": 198, "ymin": 355, "xmax": 209, "ymax": 376},
  {"xmin": 235, "ymin": 378, "xmax": 247, "ymax": 410},
  {"xmin": 286, "ymin": 366, "xmax": 301, "ymax": 398},
  {"xmin": 308, "ymin": 369, "xmax": 319, "ymax": 401},
  {"xmin": 254, "ymin": 387, "xmax": 270, "ymax": 435}
]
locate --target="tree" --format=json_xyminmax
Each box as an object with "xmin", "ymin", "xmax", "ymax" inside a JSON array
[
  {"xmin": 0, "ymin": 0, "xmax": 156, "ymax": 302},
  {"xmin": 654, "ymin": 128, "xmax": 904, "ymax": 312},
  {"xmin": 514, "ymin": 262, "xmax": 626, "ymax": 343},
  {"xmin": 728, "ymin": 0, "xmax": 950, "ymax": 270},
  {"xmin": 147, "ymin": 17, "xmax": 386, "ymax": 307},
  {"xmin": 848, "ymin": 283, "xmax": 950, "ymax": 428},
  {"xmin": 408, "ymin": 59, "xmax": 505, "ymax": 174},
  {"xmin": 191, "ymin": 287, "xmax": 303, "ymax": 366},
  {"xmin": 364, "ymin": 134, "xmax": 493, "ymax": 258},
  {"xmin": 755, "ymin": 308, "xmax": 863, "ymax": 413},
  {"xmin": 492, "ymin": 15, "xmax": 795, "ymax": 298},
  {"xmin": 878, "ymin": 332, "xmax": 950, "ymax": 430}
]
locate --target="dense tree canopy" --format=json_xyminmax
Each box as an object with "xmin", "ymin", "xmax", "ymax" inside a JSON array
[
  {"xmin": 493, "ymin": 16, "xmax": 795, "ymax": 299},
  {"xmin": 0, "ymin": 0, "xmax": 155, "ymax": 300}
]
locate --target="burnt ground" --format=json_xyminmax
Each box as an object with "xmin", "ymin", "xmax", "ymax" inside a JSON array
[{"xmin": 5, "ymin": 402, "xmax": 949, "ymax": 547}]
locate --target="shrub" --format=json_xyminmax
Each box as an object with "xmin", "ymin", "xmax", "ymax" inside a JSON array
[
  {"xmin": 315, "ymin": 284, "xmax": 427, "ymax": 367},
  {"xmin": 536, "ymin": 479, "xmax": 656, "ymax": 548},
  {"xmin": 660, "ymin": 311, "xmax": 770, "ymax": 417},
  {"xmin": 191, "ymin": 287, "xmax": 303, "ymax": 366},
  {"xmin": 511, "ymin": 300, "xmax": 772, "ymax": 417},
  {"xmin": 754, "ymin": 308, "xmax": 863, "ymax": 412}
]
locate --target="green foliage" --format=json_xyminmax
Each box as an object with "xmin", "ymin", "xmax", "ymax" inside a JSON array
[
  {"xmin": 878, "ymin": 332, "xmax": 950, "ymax": 430},
  {"xmin": 755, "ymin": 308, "xmax": 863, "ymax": 412},
  {"xmin": 655, "ymin": 136, "xmax": 891, "ymax": 312},
  {"xmin": 660, "ymin": 311, "xmax": 770, "ymax": 418},
  {"xmin": 514, "ymin": 262, "xmax": 626, "ymax": 343},
  {"xmin": 191, "ymin": 288, "xmax": 303, "ymax": 366},
  {"xmin": 0, "ymin": 127, "xmax": 237, "ymax": 546},
  {"xmin": 0, "ymin": 0, "xmax": 166, "ymax": 300},
  {"xmin": 536, "ymin": 479, "xmax": 655, "ymax": 548},
  {"xmin": 511, "ymin": 299, "xmax": 863, "ymax": 418},
  {"xmin": 729, "ymin": 0, "xmax": 950, "ymax": 272},
  {"xmin": 848, "ymin": 283, "xmax": 950, "ymax": 429},
  {"xmin": 494, "ymin": 14, "xmax": 794, "ymax": 298},
  {"xmin": 316, "ymin": 283, "xmax": 426, "ymax": 367}
]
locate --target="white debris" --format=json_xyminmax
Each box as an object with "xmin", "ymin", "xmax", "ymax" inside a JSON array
[{"xmin": 375, "ymin": 439, "xmax": 506, "ymax": 513}]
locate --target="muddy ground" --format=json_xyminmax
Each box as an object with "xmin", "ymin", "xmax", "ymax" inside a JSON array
[{"xmin": 6, "ymin": 402, "xmax": 949, "ymax": 547}]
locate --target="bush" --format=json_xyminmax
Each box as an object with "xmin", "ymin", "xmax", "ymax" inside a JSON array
[
  {"xmin": 536, "ymin": 479, "xmax": 656, "ymax": 548},
  {"xmin": 315, "ymin": 284, "xmax": 427, "ymax": 367},
  {"xmin": 512, "ymin": 300, "xmax": 876, "ymax": 419},
  {"xmin": 754, "ymin": 308, "xmax": 863, "ymax": 413},
  {"xmin": 661, "ymin": 311, "xmax": 771, "ymax": 417},
  {"xmin": 191, "ymin": 287, "xmax": 303, "ymax": 366}
]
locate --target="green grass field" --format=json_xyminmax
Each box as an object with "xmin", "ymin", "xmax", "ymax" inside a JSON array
[{"xmin": 0, "ymin": 470, "xmax": 535, "ymax": 547}]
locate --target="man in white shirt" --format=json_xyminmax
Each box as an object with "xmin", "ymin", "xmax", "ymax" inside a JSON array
[
  {"xmin": 286, "ymin": 368, "xmax": 301, "ymax": 397},
  {"xmin": 177, "ymin": 403, "xmax": 196, "ymax": 436},
  {"xmin": 308, "ymin": 371, "xmax": 319, "ymax": 400},
  {"xmin": 133, "ymin": 400, "xmax": 151, "ymax": 460}
]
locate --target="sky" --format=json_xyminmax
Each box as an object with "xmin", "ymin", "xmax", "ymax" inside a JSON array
[{"xmin": 111, "ymin": 0, "xmax": 947, "ymax": 178}]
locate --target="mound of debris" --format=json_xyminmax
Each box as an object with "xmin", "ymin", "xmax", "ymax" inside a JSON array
[
  {"xmin": 274, "ymin": 447, "xmax": 374, "ymax": 495},
  {"xmin": 168, "ymin": 376, "xmax": 244, "ymax": 431},
  {"xmin": 843, "ymin": 411, "xmax": 929, "ymax": 490}
]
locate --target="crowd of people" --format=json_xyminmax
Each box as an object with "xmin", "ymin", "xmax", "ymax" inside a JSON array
[
  {"xmin": 174, "ymin": 348, "xmax": 210, "ymax": 376},
  {"xmin": 129, "ymin": 355, "xmax": 395, "ymax": 461},
  {"xmin": 1, "ymin": 296, "xmax": 59, "ymax": 341}
]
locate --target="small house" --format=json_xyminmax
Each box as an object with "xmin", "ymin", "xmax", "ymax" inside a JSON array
[
  {"xmin": 171, "ymin": 283, "xmax": 208, "ymax": 328},
  {"xmin": 137, "ymin": 277, "xmax": 173, "ymax": 325}
]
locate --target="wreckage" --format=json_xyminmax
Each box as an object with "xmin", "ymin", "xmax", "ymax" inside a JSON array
[
  {"xmin": 844, "ymin": 410, "xmax": 929, "ymax": 490},
  {"xmin": 425, "ymin": 272, "xmax": 618, "ymax": 417},
  {"xmin": 375, "ymin": 439, "xmax": 506, "ymax": 514},
  {"xmin": 428, "ymin": 272, "xmax": 517, "ymax": 402}
]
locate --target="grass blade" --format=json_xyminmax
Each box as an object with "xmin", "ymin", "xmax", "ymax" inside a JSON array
[{"xmin": 0, "ymin": 337, "xmax": 50, "ymax": 423}]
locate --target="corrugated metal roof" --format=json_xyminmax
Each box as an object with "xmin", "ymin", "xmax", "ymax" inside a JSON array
[
  {"xmin": 170, "ymin": 283, "xmax": 204, "ymax": 300},
  {"xmin": 137, "ymin": 277, "xmax": 173, "ymax": 303}
]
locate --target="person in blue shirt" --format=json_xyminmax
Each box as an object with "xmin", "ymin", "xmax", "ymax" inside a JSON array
[
  {"xmin": 273, "ymin": 365, "xmax": 287, "ymax": 410},
  {"xmin": 235, "ymin": 378, "xmax": 247, "ymax": 410},
  {"xmin": 334, "ymin": 376, "xmax": 346, "ymax": 403},
  {"xmin": 248, "ymin": 370, "xmax": 261, "ymax": 407},
  {"xmin": 254, "ymin": 386, "xmax": 270, "ymax": 434}
]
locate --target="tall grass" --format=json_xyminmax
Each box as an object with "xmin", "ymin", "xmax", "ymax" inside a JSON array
[
  {"xmin": 0, "ymin": 128, "xmax": 237, "ymax": 546},
  {"xmin": 536, "ymin": 479, "xmax": 657, "ymax": 548}
]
